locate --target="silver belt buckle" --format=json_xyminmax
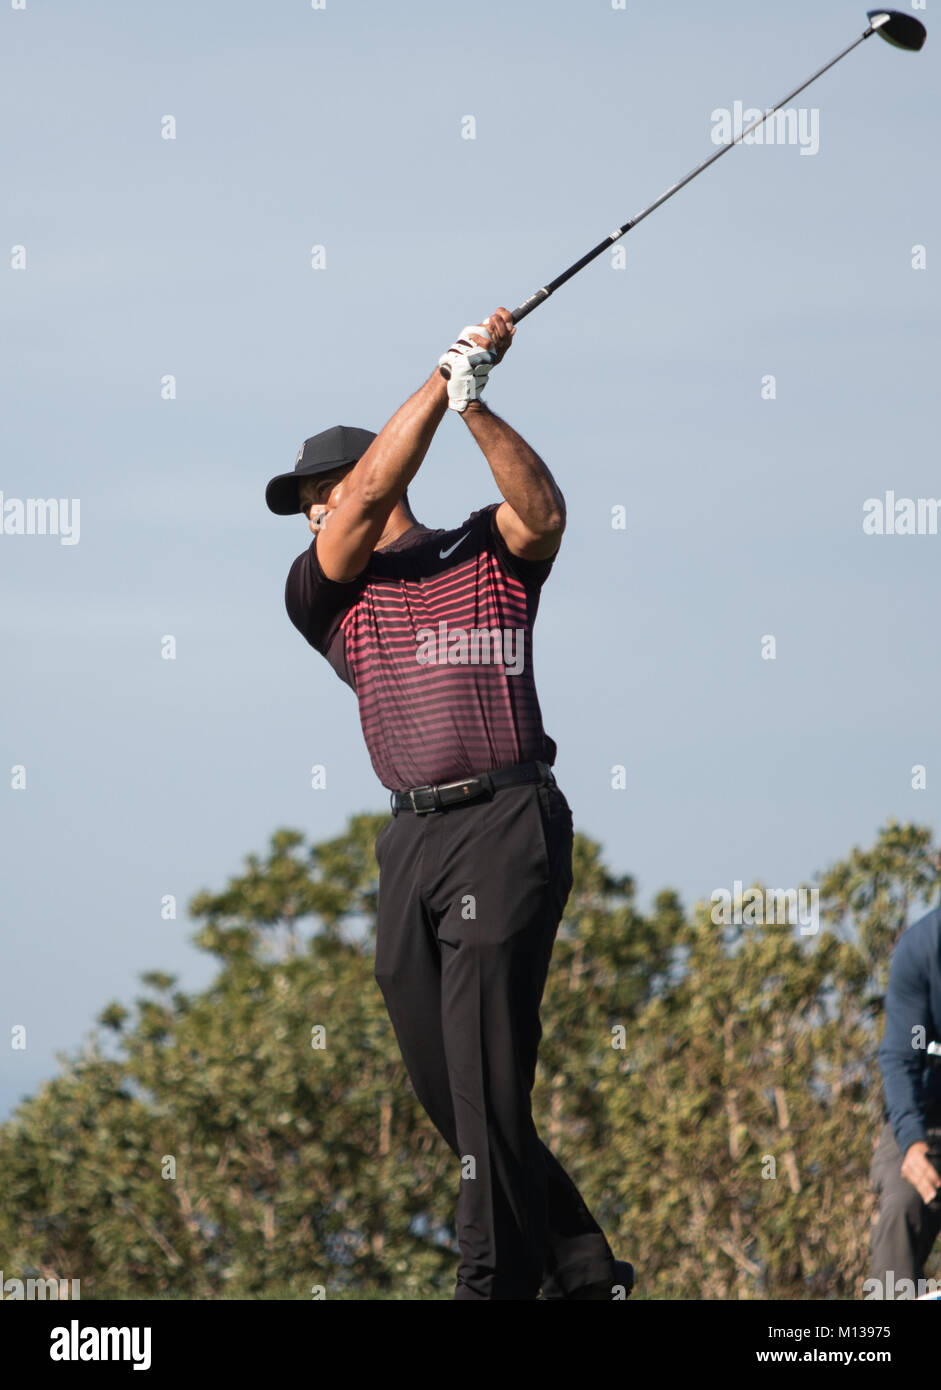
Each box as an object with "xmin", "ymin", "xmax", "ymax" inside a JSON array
[{"xmin": 409, "ymin": 785, "xmax": 439, "ymax": 814}]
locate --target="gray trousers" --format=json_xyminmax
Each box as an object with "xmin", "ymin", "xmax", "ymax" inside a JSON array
[{"xmin": 869, "ymin": 1114, "xmax": 941, "ymax": 1295}]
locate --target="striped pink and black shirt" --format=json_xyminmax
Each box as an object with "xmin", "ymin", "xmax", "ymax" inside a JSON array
[{"xmin": 285, "ymin": 504, "xmax": 558, "ymax": 792}]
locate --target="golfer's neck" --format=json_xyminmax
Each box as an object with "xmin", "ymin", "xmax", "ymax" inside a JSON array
[{"xmin": 376, "ymin": 506, "xmax": 424, "ymax": 551}]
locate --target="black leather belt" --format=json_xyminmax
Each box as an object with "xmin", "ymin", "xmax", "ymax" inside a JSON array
[{"xmin": 390, "ymin": 760, "xmax": 555, "ymax": 815}]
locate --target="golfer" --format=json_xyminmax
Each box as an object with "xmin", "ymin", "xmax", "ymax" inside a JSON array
[{"xmin": 266, "ymin": 309, "xmax": 630, "ymax": 1300}]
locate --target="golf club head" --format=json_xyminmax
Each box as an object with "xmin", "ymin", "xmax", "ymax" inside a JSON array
[{"xmin": 867, "ymin": 10, "xmax": 928, "ymax": 51}]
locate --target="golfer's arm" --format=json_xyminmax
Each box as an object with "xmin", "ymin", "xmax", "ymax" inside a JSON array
[
  {"xmin": 878, "ymin": 937, "xmax": 932, "ymax": 1155},
  {"xmin": 316, "ymin": 371, "xmax": 448, "ymax": 582},
  {"xmin": 461, "ymin": 401, "xmax": 565, "ymax": 560}
]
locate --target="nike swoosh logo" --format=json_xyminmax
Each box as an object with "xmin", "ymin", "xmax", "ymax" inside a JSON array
[{"xmin": 439, "ymin": 532, "xmax": 470, "ymax": 560}]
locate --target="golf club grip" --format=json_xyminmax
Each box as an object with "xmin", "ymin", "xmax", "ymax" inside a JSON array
[{"xmin": 509, "ymin": 289, "xmax": 550, "ymax": 323}]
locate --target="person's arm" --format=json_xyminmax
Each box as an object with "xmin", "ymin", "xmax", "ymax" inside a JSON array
[
  {"xmin": 878, "ymin": 928, "xmax": 941, "ymax": 1202},
  {"xmin": 316, "ymin": 370, "xmax": 448, "ymax": 582},
  {"xmin": 459, "ymin": 308, "xmax": 565, "ymax": 562},
  {"xmin": 462, "ymin": 402, "xmax": 566, "ymax": 561}
]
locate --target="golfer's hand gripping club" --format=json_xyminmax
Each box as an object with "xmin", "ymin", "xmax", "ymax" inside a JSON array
[
  {"xmin": 437, "ymin": 310, "xmax": 517, "ymax": 403},
  {"xmin": 437, "ymin": 313, "xmax": 511, "ymax": 409},
  {"xmin": 438, "ymin": 327, "xmax": 496, "ymax": 411}
]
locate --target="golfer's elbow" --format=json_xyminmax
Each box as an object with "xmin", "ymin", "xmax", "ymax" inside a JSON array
[
  {"xmin": 515, "ymin": 502, "xmax": 565, "ymax": 555},
  {"xmin": 538, "ymin": 492, "xmax": 566, "ymax": 539}
]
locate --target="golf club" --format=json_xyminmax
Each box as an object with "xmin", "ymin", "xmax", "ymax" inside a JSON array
[{"xmin": 440, "ymin": 9, "xmax": 926, "ymax": 377}]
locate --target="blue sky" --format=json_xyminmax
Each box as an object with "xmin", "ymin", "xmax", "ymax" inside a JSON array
[{"xmin": 2, "ymin": 0, "xmax": 938, "ymax": 1117}]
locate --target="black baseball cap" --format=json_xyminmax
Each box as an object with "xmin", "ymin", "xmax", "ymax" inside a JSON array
[{"xmin": 265, "ymin": 425, "xmax": 377, "ymax": 515}]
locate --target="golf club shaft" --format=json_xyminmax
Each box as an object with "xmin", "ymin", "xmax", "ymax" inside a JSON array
[{"xmin": 508, "ymin": 24, "xmax": 876, "ymax": 325}]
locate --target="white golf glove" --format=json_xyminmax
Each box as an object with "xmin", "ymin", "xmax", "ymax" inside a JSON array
[{"xmin": 438, "ymin": 325, "xmax": 496, "ymax": 413}]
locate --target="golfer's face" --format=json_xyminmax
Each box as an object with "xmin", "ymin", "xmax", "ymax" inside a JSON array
[{"xmin": 300, "ymin": 470, "xmax": 350, "ymax": 534}]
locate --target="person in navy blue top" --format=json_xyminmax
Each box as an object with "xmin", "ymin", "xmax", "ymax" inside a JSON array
[{"xmin": 869, "ymin": 906, "xmax": 941, "ymax": 1296}]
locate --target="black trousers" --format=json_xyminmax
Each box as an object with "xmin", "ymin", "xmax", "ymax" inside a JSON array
[
  {"xmin": 373, "ymin": 773, "xmax": 615, "ymax": 1300},
  {"xmin": 869, "ymin": 1113, "xmax": 941, "ymax": 1296}
]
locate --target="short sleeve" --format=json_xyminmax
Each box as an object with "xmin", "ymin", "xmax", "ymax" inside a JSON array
[
  {"xmin": 484, "ymin": 504, "xmax": 559, "ymax": 590},
  {"xmin": 285, "ymin": 536, "xmax": 365, "ymax": 653}
]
